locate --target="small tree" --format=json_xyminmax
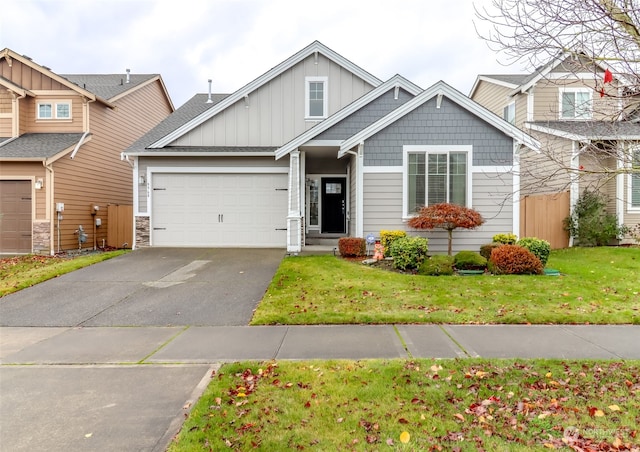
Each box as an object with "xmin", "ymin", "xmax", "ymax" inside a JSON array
[{"xmin": 408, "ymin": 203, "xmax": 485, "ymax": 255}]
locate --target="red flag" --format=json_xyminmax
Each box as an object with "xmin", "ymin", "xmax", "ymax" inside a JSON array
[{"xmin": 604, "ymin": 69, "xmax": 613, "ymax": 84}]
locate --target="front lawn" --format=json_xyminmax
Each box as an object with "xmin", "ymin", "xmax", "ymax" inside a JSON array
[
  {"xmin": 0, "ymin": 250, "xmax": 128, "ymax": 297},
  {"xmin": 169, "ymin": 359, "xmax": 640, "ymax": 451},
  {"xmin": 251, "ymin": 247, "xmax": 640, "ymax": 325}
]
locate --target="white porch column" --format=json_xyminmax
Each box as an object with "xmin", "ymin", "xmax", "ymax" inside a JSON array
[
  {"xmin": 512, "ymin": 143, "xmax": 521, "ymax": 239},
  {"xmin": 287, "ymin": 150, "xmax": 302, "ymax": 253}
]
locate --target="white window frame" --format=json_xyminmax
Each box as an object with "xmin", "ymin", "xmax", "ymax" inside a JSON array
[
  {"xmin": 503, "ymin": 101, "xmax": 515, "ymax": 124},
  {"xmin": 402, "ymin": 145, "xmax": 473, "ymax": 218},
  {"xmin": 305, "ymin": 76, "xmax": 328, "ymax": 120},
  {"xmin": 629, "ymin": 147, "xmax": 640, "ymax": 211},
  {"xmin": 37, "ymin": 101, "xmax": 72, "ymax": 120},
  {"xmin": 559, "ymin": 88, "xmax": 592, "ymax": 120}
]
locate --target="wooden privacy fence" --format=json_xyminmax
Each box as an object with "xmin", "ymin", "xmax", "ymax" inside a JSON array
[
  {"xmin": 107, "ymin": 205, "xmax": 133, "ymax": 248},
  {"xmin": 520, "ymin": 191, "xmax": 570, "ymax": 249}
]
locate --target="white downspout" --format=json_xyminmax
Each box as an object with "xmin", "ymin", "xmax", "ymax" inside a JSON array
[
  {"xmin": 70, "ymin": 130, "xmax": 91, "ymax": 160},
  {"xmin": 513, "ymin": 143, "xmax": 521, "ymax": 238}
]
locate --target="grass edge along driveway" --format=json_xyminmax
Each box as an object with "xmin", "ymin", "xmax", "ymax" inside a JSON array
[{"xmin": 252, "ymin": 247, "xmax": 640, "ymax": 325}]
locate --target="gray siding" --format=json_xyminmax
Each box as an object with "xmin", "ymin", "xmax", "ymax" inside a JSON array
[
  {"xmin": 137, "ymin": 156, "xmax": 288, "ymax": 213},
  {"xmin": 316, "ymin": 89, "xmax": 415, "ymax": 140},
  {"xmin": 171, "ymin": 53, "xmax": 375, "ymax": 148},
  {"xmin": 362, "ymin": 171, "xmax": 513, "ymax": 254},
  {"xmin": 363, "ymin": 96, "xmax": 514, "ymax": 167}
]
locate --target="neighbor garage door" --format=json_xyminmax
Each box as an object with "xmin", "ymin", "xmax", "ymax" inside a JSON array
[
  {"xmin": 151, "ymin": 173, "xmax": 288, "ymax": 247},
  {"xmin": 0, "ymin": 180, "xmax": 32, "ymax": 254}
]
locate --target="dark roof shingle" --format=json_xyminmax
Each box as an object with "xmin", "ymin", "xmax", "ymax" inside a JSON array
[
  {"xmin": 0, "ymin": 133, "xmax": 86, "ymax": 159},
  {"xmin": 125, "ymin": 93, "xmax": 229, "ymax": 154}
]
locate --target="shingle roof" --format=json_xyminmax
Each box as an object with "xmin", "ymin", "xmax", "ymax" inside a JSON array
[
  {"xmin": 527, "ymin": 120, "xmax": 640, "ymax": 140},
  {"xmin": 0, "ymin": 133, "xmax": 86, "ymax": 159},
  {"xmin": 125, "ymin": 93, "xmax": 229, "ymax": 154},
  {"xmin": 61, "ymin": 74, "xmax": 159, "ymax": 100}
]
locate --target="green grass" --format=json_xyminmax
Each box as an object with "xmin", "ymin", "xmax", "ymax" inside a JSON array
[
  {"xmin": 252, "ymin": 247, "xmax": 640, "ymax": 325},
  {"xmin": 0, "ymin": 250, "xmax": 128, "ymax": 297},
  {"xmin": 169, "ymin": 359, "xmax": 640, "ymax": 451}
]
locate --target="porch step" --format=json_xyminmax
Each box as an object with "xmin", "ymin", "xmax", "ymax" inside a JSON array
[{"xmin": 305, "ymin": 237, "xmax": 340, "ymax": 246}]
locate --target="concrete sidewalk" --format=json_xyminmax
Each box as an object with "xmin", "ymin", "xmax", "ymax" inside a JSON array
[
  {"xmin": 1, "ymin": 324, "xmax": 639, "ymax": 452},
  {"xmin": 2, "ymin": 324, "xmax": 639, "ymax": 365}
]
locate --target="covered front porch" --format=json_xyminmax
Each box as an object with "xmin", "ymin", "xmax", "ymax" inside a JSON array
[{"xmin": 285, "ymin": 144, "xmax": 360, "ymax": 253}]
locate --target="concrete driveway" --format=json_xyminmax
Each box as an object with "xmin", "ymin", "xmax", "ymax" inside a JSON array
[{"xmin": 0, "ymin": 248, "xmax": 285, "ymax": 327}]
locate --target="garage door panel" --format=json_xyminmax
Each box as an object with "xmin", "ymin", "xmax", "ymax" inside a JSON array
[
  {"xmin": 0, "ymin": 180, "xmax": 32, "ymax": 253},
  {"xmin": 151, "ymin": 173, "xmax": 287, "ymax": 247}
]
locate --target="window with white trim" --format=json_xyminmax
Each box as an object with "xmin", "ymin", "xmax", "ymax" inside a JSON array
[
  {"xmin": 405, "ymin": 146, "xmax": 470, "ymax": 215},
  {"xmin": 560, "ymin": 88, "xmax": 592, "ymax": 119},
  {"xmin": 305, "ymin": 76, "xmax": 328, "ymax": 119},
  {"xmin": 632, "ymin": 149, "xmax": 640, "ymax": 208},
  {"xmin": 503, "ymin": 102, "xmax": 515, "ymax": 124},
  {"xmin": 37, "ymin": 101, "xmax": 71, "ymax": 120}
]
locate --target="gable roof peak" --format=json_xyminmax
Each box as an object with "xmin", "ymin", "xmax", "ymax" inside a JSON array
[{"xmin": 148, "ymin": 41, "xmax": 383, "ymax": 149}]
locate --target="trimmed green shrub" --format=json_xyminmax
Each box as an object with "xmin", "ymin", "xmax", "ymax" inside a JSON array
[
  {"xmin": 488, "ymin": 245, "xmax": 543, "ymax": 275},
  {"xmin": 453, "ymin": 250, "xmax": 487, "ymax": 270},
  {"xmin": 380, "ymin": 230, "xmax": 407, "ymax": 257},
  {"xmin": 480, "ymin": 242, "xmax": 502, "ymax": 260},
  {"xmin": 419, "ymin": 255, "xmax": 454, "ymax": 276},
  {"xmin": 492, "ymin": 233, "xmax": 518, "ymax": 245},
  {"xmin": 338, "ymin": 237, "xmax": 366, "ymax": 257},
  {"xmin": 563, "ymin": 189, "xmax": 628, "ymax": 246},
  {"xmin": 388, "ymin": 236, "xmax": 429, "ymax": 271},
  {"xmin": 516, "ymin": 237, "xmax": 551, "ymax": 266}
]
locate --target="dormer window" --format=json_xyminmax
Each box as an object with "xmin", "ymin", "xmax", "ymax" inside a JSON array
[
  {"xmin": 560, "ymin": 88, "xmax": 591, "ymax": 119},
  {"xmin": 37, "ymin": 101, "xmax": 71, "ymax": 120},
  {"xmin": 305, "ymin": 76, "xmax": 328, "ymax": 120}
]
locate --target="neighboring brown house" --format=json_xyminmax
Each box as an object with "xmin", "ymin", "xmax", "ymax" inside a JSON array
[
  {"xmin": 0, "ymin": 48, "xmax": 174, "ymax": 254},
  {"xmin": 470, "ymin": 53, "xmax": 640, "ymax": 248}
]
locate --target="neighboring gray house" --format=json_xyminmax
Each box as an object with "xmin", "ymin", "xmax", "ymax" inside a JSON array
[{"xmin": 124, "ymin": 41, "xmax": 539, "ymax": 254}]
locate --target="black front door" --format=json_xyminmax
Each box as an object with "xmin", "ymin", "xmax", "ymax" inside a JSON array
[{"xmin": 321, "ymin": 178, "xmax": 346, "ymax": 233}]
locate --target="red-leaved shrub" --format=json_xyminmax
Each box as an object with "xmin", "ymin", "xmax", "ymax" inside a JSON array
[
  {"xmin": 338, "ymin": 237, "xmax": 366, "ymax": 257},
  {"xmin": 488, "ymin": 245, "xmax": 543, "ymax": 275}
]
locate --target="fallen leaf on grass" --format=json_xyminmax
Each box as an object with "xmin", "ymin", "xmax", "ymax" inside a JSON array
[{"xmin": 399, "ymin": 431, "xmax": 410, "ymax": 444}]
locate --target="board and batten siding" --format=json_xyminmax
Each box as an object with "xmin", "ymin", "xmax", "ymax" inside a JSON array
[
  {"xmin": 361, "ymin": 170, "xmax": 514, "ymax": 254},
  {"xmin": 171, "ymin": 53, "xmax": 375, "ymax": 148},
  {"xmin": 136, "ymin": 156, "xmax": 289, "ymax": 213}
]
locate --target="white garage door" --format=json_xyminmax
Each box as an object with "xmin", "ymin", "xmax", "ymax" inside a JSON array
[{"xmin": 151, "ymin": 173, "xmax": 288, "ymax": 247}]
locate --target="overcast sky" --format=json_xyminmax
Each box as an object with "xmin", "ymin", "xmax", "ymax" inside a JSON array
[{"xmin": 1, "ymin": 0, "xmax": 518, "ymax": 108}]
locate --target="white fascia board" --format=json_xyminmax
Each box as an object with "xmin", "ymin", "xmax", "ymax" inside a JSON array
[
  {"xmin": 150, "ymin": 41, "xmax": 383, "ymax": 149},
  {"xmin": 146, "ymin": 166, "xmax": 288, "ymax": 174},
  {"xmin": 274, "ymin": 74, "xmax": 422, "ymax": 160},
  {"xmin": 339, "ymin": 80, "xmax": 540, "ymax": 157},
  {"xmin": 526, "ymin": 122, "xmax": 640, "ymax": 142},
  {"xmin": 125, "ymin": 151, "xmax": 276, "ymax": 157},
  {"xmin": 469, "ymin": 75, "xmax": 518, "ymax": 97}
]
